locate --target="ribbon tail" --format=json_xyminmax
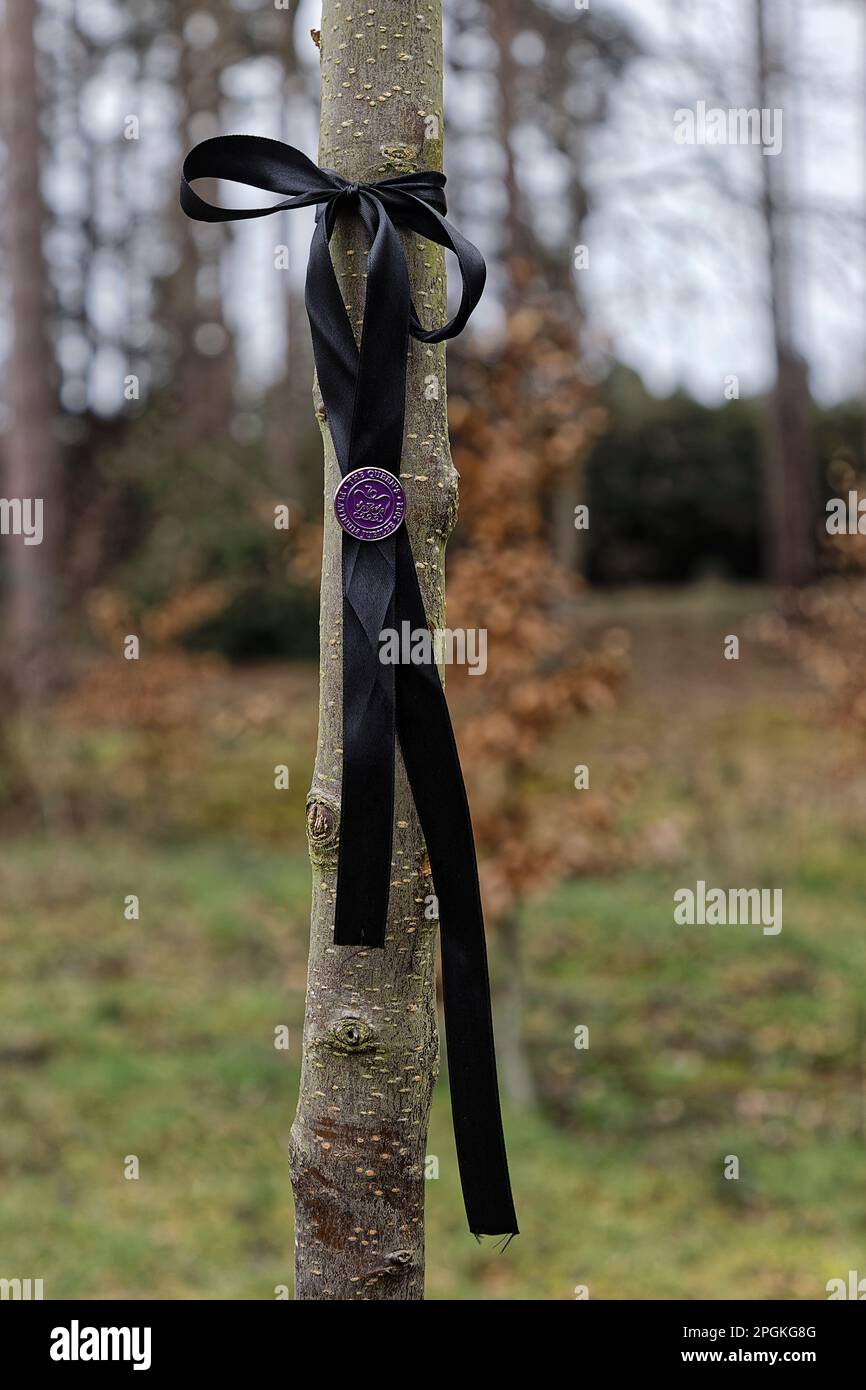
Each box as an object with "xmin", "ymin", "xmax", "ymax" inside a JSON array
[
  {"xmin": 305, "ymin": 213, "xmax": 361, "ymax": 471},
  {"xmin": 334, "ymin": 535, "xmax": 398, "ymax": 948},
  {"xmin": 393, "ymin": 532, "xmax": 519, "ymax": 1238}
]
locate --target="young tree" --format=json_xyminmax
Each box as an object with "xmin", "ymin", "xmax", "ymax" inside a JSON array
[
  {"xmin": 166, "ymin": 0, "xmax": 241, "ymax": 447},
  {"xmin": 289, "ymin": 0, "xmax": 455, "ymax": 1300}
]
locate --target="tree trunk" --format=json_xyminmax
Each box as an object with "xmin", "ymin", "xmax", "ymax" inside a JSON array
[
  {"xmin": 0, "ymin": 0, "xmax": 64, "ymax": 700},
  {"xmin": 495, "ymin": 907, "xmax": 537, "ymax": 1111},
  {"xmin": 755, "ymin": 0, "xmax": 816, "ymax": 589},
  {"xmin": 290, "ymin": 1, "xmax": 452, "ymax": 1301},
  {"xmin": 489, "ymin": 0, "xmax": 528, "ymax": 296},
  {"xmin": 168, "ymin": 0, "xmax": 238, "ymax": 448}
]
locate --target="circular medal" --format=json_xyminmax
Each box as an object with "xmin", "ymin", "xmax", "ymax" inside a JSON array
[{"xmin": 334, "ymin": 467, "xmax": 406, "ymax": 542}]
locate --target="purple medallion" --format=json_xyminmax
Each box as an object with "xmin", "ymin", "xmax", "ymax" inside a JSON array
[{"xmin": 334, "ymin": 467, "xmax": 406, "ymax": 542}]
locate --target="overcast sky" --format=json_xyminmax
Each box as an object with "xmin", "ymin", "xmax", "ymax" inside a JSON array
[
  {"xmin": 289, "ymin": 0, "xmax": 866, "ymax": 409},
  {"xmin": 581, "ymin": 0, "xmax": 864, "ymax": 406},
  {"xmin": 4, "ymin": 0, "xmax": 861, "ymax": 417}
]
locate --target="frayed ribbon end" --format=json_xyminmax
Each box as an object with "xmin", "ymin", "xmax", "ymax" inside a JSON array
[{"xmin": 471, "ymin": 1231, "xmax": 519, "ymax": 1253}]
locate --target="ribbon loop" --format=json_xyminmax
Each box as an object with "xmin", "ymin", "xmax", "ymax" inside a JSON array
[{"xmin": 181, "ymin": 134, "xmax": 517, "ymax": 1242}]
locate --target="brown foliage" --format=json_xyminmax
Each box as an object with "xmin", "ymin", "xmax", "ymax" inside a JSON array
[
  {"xmin": 758, "ymin": 458, "xmax": 866, "ymax": 733},
  {"xmin": 447, "ymin": 292, "xmax": 628, "ymax": 922}
]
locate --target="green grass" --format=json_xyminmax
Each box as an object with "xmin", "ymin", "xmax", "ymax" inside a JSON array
[{"xmin": 2, "ymin": 584, "xmax": 866, "ymax": 1299}]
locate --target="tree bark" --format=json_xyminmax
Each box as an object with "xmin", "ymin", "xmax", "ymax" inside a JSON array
[
  {"xmin": 290, "ymin": 1, "xmax": 452, "ymax": 1301},
  {"xmin": 168, "ymin": 0, "xmax": 239, "ymax": 447},
  {"xmin": 0, "ymin": 0, "xmax": 64, "ymax": 700},
  {"xmin": 489, "ymin": 0, "xmax": 528, "ymax": 298},
  {"xmin": 755, "ymin": 0, "xmax": 816, "ymax": 588},
  {"xmin": 495, "ymin": 906, "xmax": 536, "ymax": 1112}
]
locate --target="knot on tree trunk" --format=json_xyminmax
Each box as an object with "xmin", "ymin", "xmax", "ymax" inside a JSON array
[
  {"xmin": 306, "ymin": 793, "xmax": 340, "ymax": 866},
  {"xmin": 379, "ymin": 142, "xmax": 419, "ymax": 173},
  {"xmin": 320, "ymin": 1015, "xmax": 382, "ymax": 1057}
]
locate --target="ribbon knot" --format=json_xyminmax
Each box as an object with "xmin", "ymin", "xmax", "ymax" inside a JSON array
[{"xmin": 181, "ymin": 134, "xmax": 517, "ymax": 1242}]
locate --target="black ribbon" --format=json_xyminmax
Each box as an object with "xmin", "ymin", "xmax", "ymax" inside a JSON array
[{"xmin": 181, "ymin": 135, "xmax": 517, "ymax": 1240}]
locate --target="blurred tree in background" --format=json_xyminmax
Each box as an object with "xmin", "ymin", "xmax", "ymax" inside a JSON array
[{"xmin": 0, "ymin": 0, "xmax": 64, "ymax": 703}]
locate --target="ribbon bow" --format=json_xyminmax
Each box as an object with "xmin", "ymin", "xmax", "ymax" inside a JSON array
[{"xmin": 181, "ymin": 135, "xmax": 517, "ymax": 1240}]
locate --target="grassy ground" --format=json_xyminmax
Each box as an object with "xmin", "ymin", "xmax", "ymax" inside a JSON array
[{"xmin": 2, "ymin": 583, "xmax": 865, "ymax": 1299}]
